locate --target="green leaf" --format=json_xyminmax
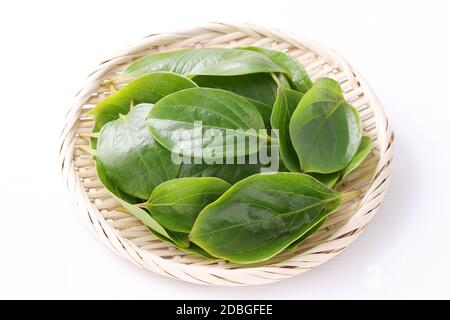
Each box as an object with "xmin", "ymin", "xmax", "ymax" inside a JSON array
[
  {"xmin": 193, "ymin": 73, "xmax": 277, "ymax": 106},
  {"xmin": 94, "ymin": 159, "xmax": 140, "ymax": 204},
  {"xmin": 146, "ymin": 87, "xmax": 269, "ymax": 160},
  {"xmin": 95, "ymin": 160, "xmax": 189, "ymax": 248},
  {"xmin": 149, "ymin": 229, "xmax": 217, "ymax": 259},
  {"xmin": 177, "ymin": 136, "xmax": 284, "ymax": 182},
  {"xmin": 179, "ymin": 160, "xmax": 270, "ymax": 185},
  {"xmin": 193, "ymin": 73, "xmax": 278, "ymax": 129},
  {"xmin": 189, "ymin": 173, "xmax": 342, "ymax": 264},
  {"xmin": 287, "ymin": 216, "xmax": 326, "ymax": 252},
  {"xmin": 289, "ymin": 78, "xmax": 363, "ymax": 174},
  {"xmin": 245, "ymin": 98, "xmax": 273, "ymax": 129},
  {"xmin": 163, "ymin": 230, "xmax": 190, "ymax": 248},
  {"xmin": 123, "ymin": 48, "xmax": 284, "ymax": 78},
  {"xmin": 271, "ymin": 86, "xmax": 303, "ymax": 172},
  {"xmin": 146, "ymin": 177, "xmax": 231, "ymax": 233},
  {"xmin": 96, "ymin": 103, "xmax": 180, "ymax": 200},
  {"xmin": 276, "ymin": 73, "xmax": 292, "ymax": 88},
  {"xmin": 91, "ymin": 72, "xmax": 197, "ymax": 132},
  {"xmin": 309, "ymin": 172, "xmax": 341, "ymax": 188},
  {"xmin": 241, "ymin": 46, "xmax": 312, "ymax": 93},
  {"xmin": 340, "ymin": 135, "xmax": 373, "ymax": 180}
]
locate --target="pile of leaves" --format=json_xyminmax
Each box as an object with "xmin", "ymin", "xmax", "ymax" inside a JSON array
[{"xmin": 90, "ymin": 47, "xmax": 372, "ymax": 264}]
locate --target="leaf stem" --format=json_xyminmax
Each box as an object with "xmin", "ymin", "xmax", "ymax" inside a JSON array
[
  {"xmin": 116, "ymin": 206, "xmax": 129, "ymax": 213},
  {"xmin": 77, "ymin": 145, "xmax": 96, "ymax": 156},
  {"xmin": 270, "ymin": 73, "xmax": 282, "ymax": 87},
  {"xmin": 78, "ymin": 132, "xmax": 99, "ymax": 138},
  {"xmin": 109, "ymin": 84, "xmax": 117, "ymax": 94},
  {"xmin": 136, "ymin": 202, "xmax": 147, "ymax": 208},
  {"xmin": 342, "ymin": 189, "xmax": 363, "ymax": 202},
  {"xmin": 99, "ymin": 79, "xmax": 113, "ymax": 88}
]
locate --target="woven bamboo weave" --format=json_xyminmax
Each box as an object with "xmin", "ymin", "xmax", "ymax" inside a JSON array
[{"xmin": 59, "ymin": 22, "xmax": 393, "ymax": 286}]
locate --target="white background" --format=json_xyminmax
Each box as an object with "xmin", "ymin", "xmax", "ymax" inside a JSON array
[{"xmin": 0, "ymin": 0, "xmax": 449, "ymax": 299}]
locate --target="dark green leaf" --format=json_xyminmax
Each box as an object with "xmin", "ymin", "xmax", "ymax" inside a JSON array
[
  {"xmin": 271, "ymin": 86, "xmax": 303, "ymax": 172},
  {"xmin": 91, "ymin": 72, "xmax": 197, "ymax": 132},
  {"xmin": 246, "ymin": 98, "xmax": 273, "ymax": 129},
  {"xmin": 340, "ymin": 135, "xmax": 373, "ymax": 180},
  {"xmin": 146, "ymin": 87, "xmax": 269, "ymax": 160},
  {"xmin": 165, "ymin": 231, "xmax": 190, "ymax": 248},
  {"xmin": 193, "ymin": 73, "xmax": 278, "ymax": 128},
  {"xmin": 193, "ymin": 73, "xmax": 277, "ymax": 106},
  {"xmin": 241, "ymin": 46, "xmax": 312, "ymax": 93},
  {"xmin": 178, "ymin": 137, "xmax": 284, "ymax": 183},
  {"xmin": 179, "ymin": 160, "xmax": 269, "ymax": 185},
  {"xmin": 289, "ymin": 78, "xmax": 363, "ymax": 174},
  {"xmin": 94, "ymin": 159, "xmax": 139, "ymax": 204},
  {"xmin": 189, "ymin": 173, "xmax": 342, "ymax": 264},
  {"xmin": 149, "ymin": 229, "xmax": 217, "ymax": 259},
  {"xmin": 95, "ymin": 160, "xmax": 189, "ymax": 248},
  {"xmin": 123, "ymin": 48, "xmax": 284, "ymax": 78},
  {"xmin": 96, "ymin": 103, "xmax": 180, "ymax": 200},
  {"xmin": 287, "ymin": 216, "xmax": 326, "ymax": 252},
  {"xmin": 309, "ymin": 172, "xmax": 341, "ymax": 188},
  {"xmin": 146, "ymin": 177, "xmax": 231, "ymax": 233}
]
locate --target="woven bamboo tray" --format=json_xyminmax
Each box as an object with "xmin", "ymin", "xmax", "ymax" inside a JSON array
[{"xmin": 59, "ymin": 22, "xmax": 393, "ymax": 286}]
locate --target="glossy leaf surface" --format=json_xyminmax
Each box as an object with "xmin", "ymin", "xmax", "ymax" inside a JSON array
[
  {"xmin": 271, "ymin": 86, "xmax": 303, "ymax": 172},
  {"xmin": 193, "ymin": 73, "xmax": 277, "ymax": 106},
  {"xmin": 241, "ymin": 46, "xmax": 312, "ymax": 93},
  {"xmin": 97, "ymin": 104, "xmax": 180, "ymax": 200},
  {"xmin": 146, "ymin": 177, "xmax": 231, "ymax": 233},
  {"xmin": 193, "ymin": 73, "xmax": 278, "ymax": 128},
  {"xmin": 287, "ymin": 217, "xmax": 326, "ymax": 252},
  {"xmin": 91, "ymin": 72, "xmax": 197, "ymax": 132},
  {"xmin": 179, "ymin": 160, "xmax": 270, "ymax": 185},
  {"xmin": 340, "ymin": 135, "xmax": 373, "ymax": 180},
  {"xmin": 190, "ymin": 173, "xmax": 342, "ymax": 264},
  {"xmin": 95, "ymin": 160, "xmax": 189, "ymax": 248},
  {"xmin": 309, "ymin": 172, "xmax": 341, "ymax": 188},
  {"xmin": 146, "ymin": 87, "xmax": 268, "ymax": 160},
  {"xmin": 245, "ymin": 98, "xmax": 273, "ymax": 129},
  {"xmin": 150, "ymin": 229, "xmax": 216, "ymax": 259},
  {"xmin": 123, "ymin": 48, "xmax": 284, "ymax": 78},
  {"xmin": 289, "ymin": 78, "xmax": 362, "ymax": 174}
]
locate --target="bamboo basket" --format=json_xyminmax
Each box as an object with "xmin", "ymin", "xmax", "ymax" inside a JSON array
[{"xmin": 59, "ymin": 22, "xmax": 393, "ymax": 286}]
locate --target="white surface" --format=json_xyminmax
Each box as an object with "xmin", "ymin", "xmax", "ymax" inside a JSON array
[{"xmin": 0, "ymin": 0, "xmax": 449, "ymax": 300}]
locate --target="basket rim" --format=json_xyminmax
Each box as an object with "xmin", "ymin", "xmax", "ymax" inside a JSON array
[{"xmin": 59, "ymin": 22, "xmax": 394, "ymax": 285}]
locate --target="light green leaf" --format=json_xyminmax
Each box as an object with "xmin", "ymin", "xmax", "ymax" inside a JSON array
[
  {"xmin": 146, "ymin": 177, "xmax": 231, "ymax": 233},
  {"xmin": 276, "ymin": 73, "xmax": 292, "ymax": 88},
  {"xmin": 340, "ymin": 135, "xmax": 373, "ymax": 180},
  {"xmin": 91, "ymin": 72, "xmax": 197, "ymax": 132},
  {"xmin": 146, "ymin": 87, "xmax": 269, "ymax": 160},
  {"xmin": 123, "ymin": 48, "xmax": 284, "ymax": 78},
  {"xmin": 271, "ymin": 86, "xmax": 303, "ymax": 172},
  {"xmin": 289, "ymin": 78, "xmax": 363, "ymax": 174},
  {"xmin": 241, "ymin": 46, "xmax": 312, "ymax": 93}
]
